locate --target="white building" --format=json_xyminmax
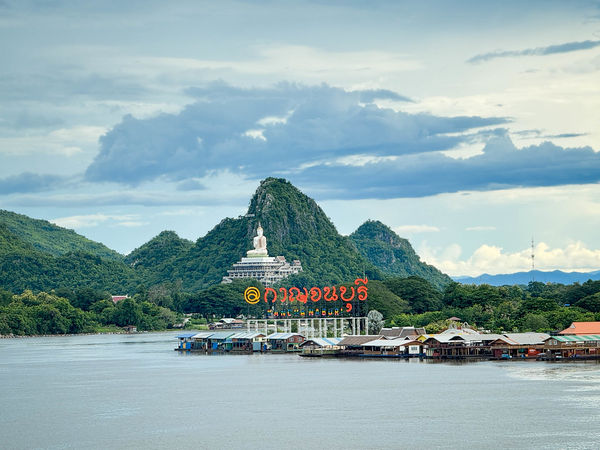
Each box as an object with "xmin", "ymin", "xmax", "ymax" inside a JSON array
[{"xmin": 221, "ymin": 224, "xmax": 302, "ymax": 287}]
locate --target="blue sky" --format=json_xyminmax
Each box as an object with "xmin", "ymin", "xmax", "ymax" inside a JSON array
[{"xmin": 1, "ymin": 0, "xmax": 600, "ymax": 276}]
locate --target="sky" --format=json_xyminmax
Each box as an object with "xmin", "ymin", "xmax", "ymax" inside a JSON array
[{"xmin": 1, "ymin": 0, "xmax": 600, "ymax": 277}]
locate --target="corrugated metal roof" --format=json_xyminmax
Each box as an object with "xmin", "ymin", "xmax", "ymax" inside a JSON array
[
  {"xmin": 549, "ymin": 334, "xmax": 600, "ymax": 342},
  {"xmin": 176, "ymin": 333, "xmax": 197, "ymax": 339},
  {"xmin": 338, "ymin": 335, "xmax": 382, "ymax": 346},
  {"xmin": 362, "ymin": 339, "xmax": 411, "ymax": 348},
  {"xmin": 301, "ymin": 338, "xmax": 342, "ymax": 347},
  {"xmin": 192, "ymin": 331, "xmax": 237, "ymax": 340},
  {"xmin": 207, "ymin": 331, "xmax": 237, "ymax": 339},
  {"xmin": 267, "ymin": 333, "xmax": 304, "ymax": 340},
  {"xmin": 192, "ymin": 332, "xmax": 214, "ymax": 339},
  {"xmin": 230, "ymin": 332, "xmax": 265, "ymax": 339},
  {"xmin": 498, "ymin": 333, "xmax": 550, "ymax": 345},
  {"xmin": 380, "ymin": 327, "xmax": 426, "ymax": 338}
]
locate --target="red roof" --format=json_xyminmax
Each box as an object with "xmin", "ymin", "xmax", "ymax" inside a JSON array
[
  {"xmin": 559, "ymin": 322, "xmax": 600, "ymax": 335},
  {"xmin": 111, "ymin": 295, "xmax": 128, "ymax": 304}
]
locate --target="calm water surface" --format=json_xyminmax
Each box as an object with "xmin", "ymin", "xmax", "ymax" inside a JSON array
[{"xmin": 1, "ymin": 332, "xmax": 600, "ymax": 449}]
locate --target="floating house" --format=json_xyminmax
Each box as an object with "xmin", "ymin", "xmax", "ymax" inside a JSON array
[
  {"xmin": 176, "ymin": 331, "xmax": 266, "ymax": 352},
  {"xmin": 229, "ymin": 331, "xmax": 266, "ymax": 352},
  {"xmin": 176, "ymin": 332, "xmax": 197, "ymax": 350},
  {"xmin": 337, "ymin": 335, "xmax": 383, "ymax": 355},
  {"xmin": 489, "ymin": 333, "xmax": 549, "ymax": 358},
  {"xmin": 299, "ymin": 337, "xmax": 343, "ymax": 356},
  {"xmin": 422, "ymin": 326, "xmax": 503, "ymax": 358},
  {"xmin": 361, "ymin": 337, "xmax": 423, "ymax": 357},
  {"xmin": 267, "ymin": 333, "xmax": 305, "ymax": 352},
  {"xmin": 543, "ymin": 334, "xmax": 600, "ymax": 358}
]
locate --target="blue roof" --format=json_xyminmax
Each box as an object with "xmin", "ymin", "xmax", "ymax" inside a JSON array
[{"xmin": 176, "ymin": 333, "xmax": 198, "ymax": 339}]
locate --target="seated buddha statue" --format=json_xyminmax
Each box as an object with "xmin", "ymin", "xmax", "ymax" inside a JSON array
[{"xmin": 247, "ymin": 223, "xmax": 268, "ymax": 257}]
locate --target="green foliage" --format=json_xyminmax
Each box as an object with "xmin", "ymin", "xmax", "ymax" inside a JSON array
[
  {"xmin": 0, "ymin": 210, "xmax": 123, "ymax": 261},
  {"xmin": 389, "ymin": 279, "xmax": 600, "ymax": 333},
  {"xmin": 0, "ymin": 290, "xmax": 180, "ymax": 336},
  {"xmin": 180, "ymin": 279, "xmax": 267, "ymax": 318},
  {"xmin": 0, "ymin": 290, "xmax": 97, "ymax": 335},
  {"xmin": 521, "ymin": 313, "xmax": 550, "ymax": 332},
  {"xmin": 350, "ymin": 220, "xmax": 452, "ymax": 290},
  {"xmin": 575, "ymin": 292, "xmax": 600, "ymax": 312},
  {"xmin": 385, "ymin": 276, "xmax": 442, "ymax": 313}
]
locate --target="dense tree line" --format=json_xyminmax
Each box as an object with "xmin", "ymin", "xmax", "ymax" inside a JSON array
[
  {"xmin": 389, "ymin": 279, "xmax": 600, "ymax": 333},
  {"xmin": 0, "ymin": 289, "xmax": 179, "ymax": 336}
]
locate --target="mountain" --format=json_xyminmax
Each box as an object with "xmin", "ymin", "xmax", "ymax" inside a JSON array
[
  {"xmin": 350, "ymin": 220, "xmax": 452, "ymax": 290},
  {"xmin": 0, "ymin": 178, "xmax": 450, "ymax": 295},
  {"xmin": 126, "ymin": 231, "xmax": 193, "ymax": 268},
  {"xmin": 454, "ymin": 270, "xmax": 600, "ymax": 286},
  {"xmin": 135, "ymin": 178, "xmax": 384, "ymax": 291},
  {"xmin": 0, "ymin": 209, "xmax": 123, "ymax": 261},
  {"xmin": 0, "ymin": 223, "xmax": 139, "ymax": 293}
]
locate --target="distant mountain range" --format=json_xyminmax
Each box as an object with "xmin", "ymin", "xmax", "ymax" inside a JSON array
[{"xmin": 454, "ymin": 270, "xmax": 600, "ymax": 286}]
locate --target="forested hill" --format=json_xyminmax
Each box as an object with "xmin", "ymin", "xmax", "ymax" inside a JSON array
[
  {"xmin": 350, "ymin": 220, "xmax": 452, "ymax": 290},
  {"xmin": 0, "ymin": 209, "xmax": 123, "ymax": 261},
  {"xmin": 0, "ymin": 224, "xmax": 139, "ymax": 293},
  {"xmin": 133, "ymin": 177, "xmax": 383, "ymax": 290}
]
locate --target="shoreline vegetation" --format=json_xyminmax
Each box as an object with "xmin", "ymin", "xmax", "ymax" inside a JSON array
[{"xmin": 2, "ymin": 277, "xmax": 600, "ymax": 338}]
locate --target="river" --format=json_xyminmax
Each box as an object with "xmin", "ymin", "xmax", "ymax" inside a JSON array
[{"xmin": 1, "ymin": 332, "xmax": 599, "ymax": 449}]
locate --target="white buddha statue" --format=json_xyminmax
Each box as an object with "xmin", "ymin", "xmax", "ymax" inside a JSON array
[{"xmin": 247, "ymin": 223, "xmax": 268, "ymax": 257}]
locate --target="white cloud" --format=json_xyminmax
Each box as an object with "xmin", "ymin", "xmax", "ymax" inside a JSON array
[
  {"xmin": 243, "ymin": 129, "xmax": 266, "ymax": 141},
  {"xmin": 466, "ymin": 226, "xmax": 497, "ymax": 231},
  {"xmin": 420, "ymin": 241, "xmax": 600, "ymax": 277},
  {"xmin": 393, "ymin": 224, "xmax": 441, "ymax": 234},
  {"xmin": 51, "ymin": 213, "xmax": 145, "ymax": 229},
  {"xmin": 0, "ymin": 125, "xmax": 106, "ymax": 157}
]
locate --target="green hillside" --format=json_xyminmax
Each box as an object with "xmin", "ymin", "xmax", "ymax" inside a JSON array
[
  {"xmin": 0, "ymin": 209, "xmax": 123, "ymax": 261},
  {"xmin": 350, "ymin": 220, "xmax": 452, "ymax": 290},
  {"xmin": 0, "ymin": 223, "xmax": 138, "ymax": 293}
]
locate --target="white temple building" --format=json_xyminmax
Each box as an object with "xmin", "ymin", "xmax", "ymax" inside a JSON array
[{"xmin": 221, "ymin": 223, "xmax": 302, "ymax": 287}]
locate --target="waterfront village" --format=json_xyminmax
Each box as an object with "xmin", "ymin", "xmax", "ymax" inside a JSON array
[
  {"xmin": 175, "ymin": 225, "xmax": 600, "ymax": 361},
  {"xmin": 176, "ymin": 318, "xmax": 600, "ymax": 361}
]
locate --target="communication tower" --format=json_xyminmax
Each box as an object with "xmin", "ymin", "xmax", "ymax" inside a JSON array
[{"xmin": 531, "ymin": 237, "xmax": 535, "ymax": 282}]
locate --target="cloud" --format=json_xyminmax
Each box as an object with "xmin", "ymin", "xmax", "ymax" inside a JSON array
[
  {"xmin": 466, "ymin": 226, "xmax": 496, "ymax": 231},
  {"xmin": 292, "ymin": 131, "xmax": 600, "ymax": 199},
  {"xmin": 85, "ymin": 82, "xmax": 508, "ymax": 185},
  {"xmin": 468, "ymin": 39, "xmax": 600, "ymax": 63},
  {"xmin": 393, "ymin": 225, "xmax": 440, "ymax": 234},
  {"xmin": 420, "ymin": 241, "xmax": 600, "ymax": 277},
  {"xmin": 0, "ymin": 172, "xmax": 67, "ymax": 194},
  {"xmin": 51, "ymin": 213, "xmax": 147, "ymax": 229}
]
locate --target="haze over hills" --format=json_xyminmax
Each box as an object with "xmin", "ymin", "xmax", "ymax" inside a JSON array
[
  {"xmin": 0, "ymin": 178, "xmax": 454, "ymax": 293},
  {"xmin": 454, "ymin": 270, "xmax": 600, "ymax": 286}
]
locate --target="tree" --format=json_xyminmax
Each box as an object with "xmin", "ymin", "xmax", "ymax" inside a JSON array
[
  {"xmin": 522, "ymin": 313, "xmax": 550, "ymax": 332},
  {"xmin": 385, "ymin": 276, "xmax": 442, "ymax": 313},
  {"xmin": 575, "ymin": 292, "xmax": 600, "ymax": 313},
  {"xmin": 367, "ymin": 310, "xmax": 384, "ymax": 334}
]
